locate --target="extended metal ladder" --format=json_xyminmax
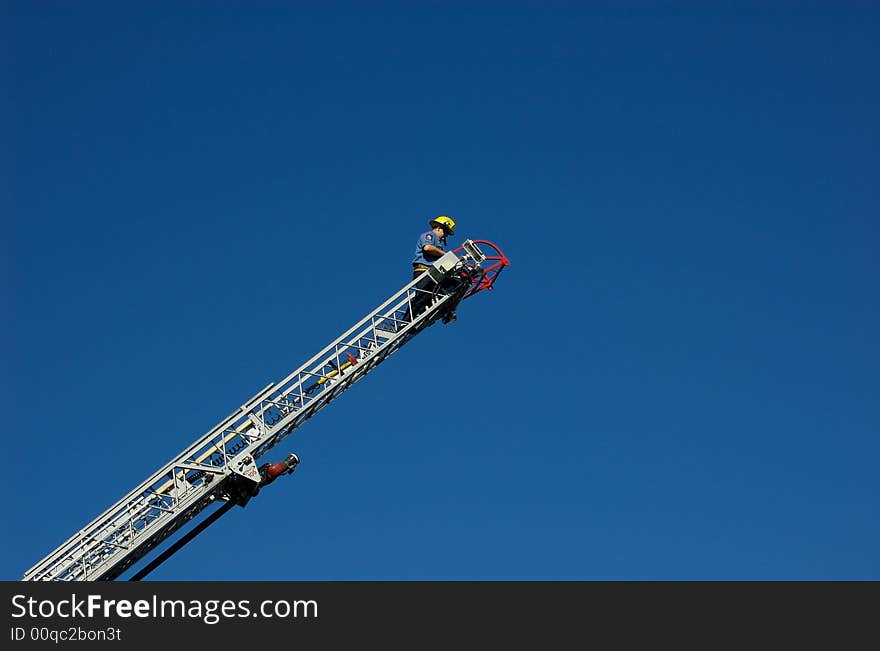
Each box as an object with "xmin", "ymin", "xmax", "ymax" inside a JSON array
[{"xmin": 22, "ymin": 240, "xmax": 508, "ymax": 581}]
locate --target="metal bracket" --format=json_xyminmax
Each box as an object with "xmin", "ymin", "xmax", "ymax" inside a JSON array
[
  {"xmin": 231, "ymin": 453, "xmax": 261, "ymax": 484},
  {"xmin": 428, "ymin": 251, "xmax": 460, "ymax": 283},
  {"xmin": 462, "ymin": 239, "xmax": 487, "ymax": 264}
]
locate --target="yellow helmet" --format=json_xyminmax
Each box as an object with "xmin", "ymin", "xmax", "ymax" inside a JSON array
[{"xmin": 429, "ymin": 215, "xmax": 456, "ymax": 236}]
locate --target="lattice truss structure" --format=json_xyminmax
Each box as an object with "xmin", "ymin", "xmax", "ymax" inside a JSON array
[{"xmin": 23, "ymin": 240, "xmax": 508, "ymax": 581}]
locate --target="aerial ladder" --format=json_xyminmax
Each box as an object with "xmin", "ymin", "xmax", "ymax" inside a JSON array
[{"xmin": 22, "ymin": 239, "xmax": 509, "ymax": 581}]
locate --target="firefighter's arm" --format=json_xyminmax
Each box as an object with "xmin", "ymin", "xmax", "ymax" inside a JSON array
[{"xmin": 422, "ymin": 244, "xmax": 445, "ymax": 259}]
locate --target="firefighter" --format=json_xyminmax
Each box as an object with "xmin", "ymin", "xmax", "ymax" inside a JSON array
[
  {"xmin": 412, "ymin": 215, "xmax": 456, "ymax": 279},
  {"xmin": 408, "ymin": 215, "xmax": 458, "ymax": 324}
]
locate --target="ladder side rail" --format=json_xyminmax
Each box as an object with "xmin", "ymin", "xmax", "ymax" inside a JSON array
[
  {"xmin": 247, "ymin": 287, "xmax": 443, "ymax": 441},
  {"xmin": 79, "ymin": 290, "xmax": 453, "ymax": 580},
  {"xmin": 22, "ymin": 415, "xmax": 260, "ymax": 581},
  {"xmin": 160, "ymin": 279, "xmax": 423, "ymax": 461},
  {"xmin": 92, "ymin": 491, "xmax": 223, "ymax": 581},
  {"xmin": 250, "ymin": 329, "xmax": 419, "ymax": 462},
  {"xmin": 33, "ymin": 479, "xmax": 225, "ymax": 581},
  {"xmin": 30, "ymin": 461, "xmax": 233, "ymax": 581},
  {"xmin": 27, "ymin": 243, "xmax": 504, "ymax": 581},
  {"xmin": 76, "ymin": 288, "xmax": 452, "ymax": 580},
  {"xmin": 252, "ymin": 292, "xmax": 455, "ymax": 455},
  {"xmin": 22, "ymin": 381, "xmax": 281, "ymax": 580},
  {"xmin": 22, "ymin": 271, "xmax": 446, "ymax": 581},
  {"xmin": 258, "ymin": 275, "xmax": 424, "ymax": 394},
  {"xmin": 246, "ymin": 256, "xmax": 480, "ymax": 459}
]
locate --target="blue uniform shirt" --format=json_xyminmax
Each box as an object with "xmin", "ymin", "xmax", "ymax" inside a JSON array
[{"xmin": 412, "ymin": 230, "xmax": 446, "ymax": 266}]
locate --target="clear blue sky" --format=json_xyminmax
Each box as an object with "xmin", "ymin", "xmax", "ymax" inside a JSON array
[{"xmin": 3, "ymin": 1, "xmax": 878, "ymax": 580}]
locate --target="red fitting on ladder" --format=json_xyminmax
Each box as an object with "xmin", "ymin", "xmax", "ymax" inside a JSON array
[
  {"xmin": 452, "ymin": 239, "xmax": 511, "ymax": 300},
  {"xmin": 262, "ymin": 462, "xmax": 288, "ymax": 485}
]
